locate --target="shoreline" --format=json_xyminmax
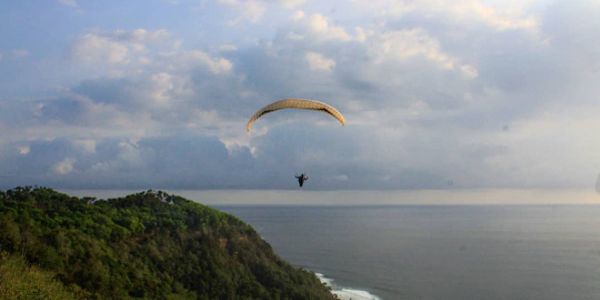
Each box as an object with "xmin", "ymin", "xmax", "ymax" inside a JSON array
[{"xmin": 316, "ymin": 273, "xmax": 381, "ymax": 300}]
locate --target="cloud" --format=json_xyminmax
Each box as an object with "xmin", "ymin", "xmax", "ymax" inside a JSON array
[
  {"xmin": 0, "ymin": 29, "xmax": 242, "ymax": 154},
  {"xmin": 353, "ymin": 0, "xmax": 539, "ymax": 33},
  {"xmin": 72, "ymin": 29, "xmax": 172, "ymax": 67},
  {"xmin": 305, "ymin": 52, "xmax": 335, "ymax": 71},
  {"xmin": 0, "ymin": 136, "xmax": 256, "ymax": 189},
  {"xmin": 305, "ymin": 14, "xmax": 352, "ymax": 41},
  {"xmin": 175, "ymin": 50, "xmax": 233, "ymax": 74},
  {"xmin": 54, "ymin": 158, "xmax": 76, "ymax": 175},
  {"xmin": 217, "ymin": 0, "xmax": 306, "ymax": 24},
  {"xmin": 429, "ymin": 0, "xmax": 538, "ymax": 32},
  {"xmin": 291, "ymin": 10, "xmax": 305, "ymax": 21},
  {"xmin": 367, "ymin": 28, "xmax": 478, "ymax": 77},
  {"xmin": 218, "ymin": 0, "xmax": 267, "ymax": 23},
  {"xmin": 71, "ymin": 29, "xmax": 232, "ymax": 80},
  {"xmin": 280, "ymin": 0, "xmax": 305, "ymax": 9},
  {"xmin": 58, "ymin": 0, "xmax": 78, "ymax": 8},
  {"xmin": 480, "ymin": 93, "xmax": 600, "ymax": 188},
  {"xmin": 2, "ymin": 2, "xmax": 600, "ymax": 190},
  {"xmin": 73, "ymin": 33, "xmax": 132, "ymax": 65}
]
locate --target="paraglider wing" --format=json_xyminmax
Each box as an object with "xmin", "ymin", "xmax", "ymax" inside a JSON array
[{"xmin": 246, "ymin": 98, "xmax": 346, "ymax": 132}]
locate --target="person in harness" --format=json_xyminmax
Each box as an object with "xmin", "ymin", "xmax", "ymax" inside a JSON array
[{"xmin": 295, "ymin": 173, "xmax": 309, "ymax": 187}]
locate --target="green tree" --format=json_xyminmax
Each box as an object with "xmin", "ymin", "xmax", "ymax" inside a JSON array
[{"xmin": 0, "ymin": 187, "xmax": 335, "ymax": 299}]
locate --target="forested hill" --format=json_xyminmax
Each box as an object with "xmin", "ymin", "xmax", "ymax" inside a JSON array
[{"xmin": 0, "ymin": 187, "xmax": 335, "ymax": 299}]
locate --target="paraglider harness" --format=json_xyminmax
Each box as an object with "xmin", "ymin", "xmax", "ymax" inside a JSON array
[{"xmin": 295, "ymin": 173, "xmax": 309, "ymax": 187}]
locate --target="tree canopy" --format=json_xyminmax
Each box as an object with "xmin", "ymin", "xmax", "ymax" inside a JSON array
[{"xmin": 0, "ymin": 187, "xmax": 335, "ymax": 299}]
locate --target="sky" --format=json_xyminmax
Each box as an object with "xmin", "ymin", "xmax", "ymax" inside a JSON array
[{"xmin": 1, "ymin": 0, "xmax": 599, "ymax": 191}]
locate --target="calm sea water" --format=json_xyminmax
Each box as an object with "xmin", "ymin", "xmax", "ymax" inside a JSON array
[{"xmin": 216, "ymin": 205, "xmax": 600, "ymax": 300}]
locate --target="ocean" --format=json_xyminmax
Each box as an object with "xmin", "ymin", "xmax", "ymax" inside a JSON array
[{"xmin": 216, "ymin": 205, "xmax": 600, "ymax": 300}]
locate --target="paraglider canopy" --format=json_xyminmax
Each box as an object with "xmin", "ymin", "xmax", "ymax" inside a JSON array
[{"xmin": 246, "ymin": 98, "xmax": 346, "ymax": 132}]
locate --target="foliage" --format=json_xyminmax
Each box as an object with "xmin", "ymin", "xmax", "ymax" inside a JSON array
[
  {"xmin": 0, "ymin": 252, "xmax": 85, "ymax": 300},
  {"xmin": 0, "ymin": 187, "xmax": 335, "ymax": 299}
]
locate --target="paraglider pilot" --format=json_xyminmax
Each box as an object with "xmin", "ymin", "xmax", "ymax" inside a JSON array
[{"xmin": 295, "ymin": 173, "xmax": 309, "ymax": 187}]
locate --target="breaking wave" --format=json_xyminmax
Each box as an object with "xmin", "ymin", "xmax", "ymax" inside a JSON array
[{"xmin": 316, "ymin": 273, "xmax": 381, "ymax": 300}]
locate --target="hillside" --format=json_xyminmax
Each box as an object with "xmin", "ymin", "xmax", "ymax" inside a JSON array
[{"xmin": 0, "ymin": 187, "xmax": 335, "ymax": 299}]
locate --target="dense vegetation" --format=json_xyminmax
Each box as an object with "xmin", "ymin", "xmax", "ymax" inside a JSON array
[
  {"xmin": 0, "ymin": 253, "xmax": 85, "ymax": 299},
  {"xmin": 0, "ymin": 187, "xmax": 335, "ymax": 299}
]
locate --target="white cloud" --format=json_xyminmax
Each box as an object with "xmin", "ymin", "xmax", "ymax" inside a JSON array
[
  {"xmin": 181, "ymin": 50, "xmax": 233, "ymax": 74},
  {"xmin": 54, "ymin": 158, "xmax": 76, "ymax": 175},
  {"xmin": 459, "ymin": 65, "xmax": 479, "ymax": 79},
  {"xmin": 218, "ymin": 0, "xmax": 305, "ymax": 24},
  {"xmin": 72, "ymin": 29, "xmax": 172, "ymax": 67},
  {"xmin": 354, "ymin": 27, "xmax": 368, "ymax": 43},
  {"xmin": 354, "ymin": 0, "xmax": 539, "ymax": 33},
  {"xmin": 58, "ymin": 0, "xmax": 78, "ymax": 8},
  {"xmin": 305, "ymin": 51, "xmax": 335, "ymax": 71},
  {"xmin": 441, "ymin": 0, "xmax": 538, "ymax": 32},
  {"xmin": 73, "ymin": 33, "xmax": 131, "ymax": 65},
  {"xmin": 72, "ymin": 29, "xmax": 232, "ymax": 78},
  {"xmin": 218, "ymin": 0, "xmax": 266, "ymax": 23},
  {"xmin": 368, "ymin": 28, "xmax": 477, "ymax": 77},
  {"xmin": 149, "ymin": 73, "xmax": 175, "ymax": 105},
  {"xmin": 280, "ymin": 0, "xmax": 305, "ymax": 9},
  {"xmin": 306, "ymin": 14, "xmax": 352, "ymax": 41},
  {"xmin": 289, "ymin": 14, "xmax": 355, "ymax": 42},
  {"xmin": 291, "ymin": 10, "xmax": 305, "ymax": 21}
]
